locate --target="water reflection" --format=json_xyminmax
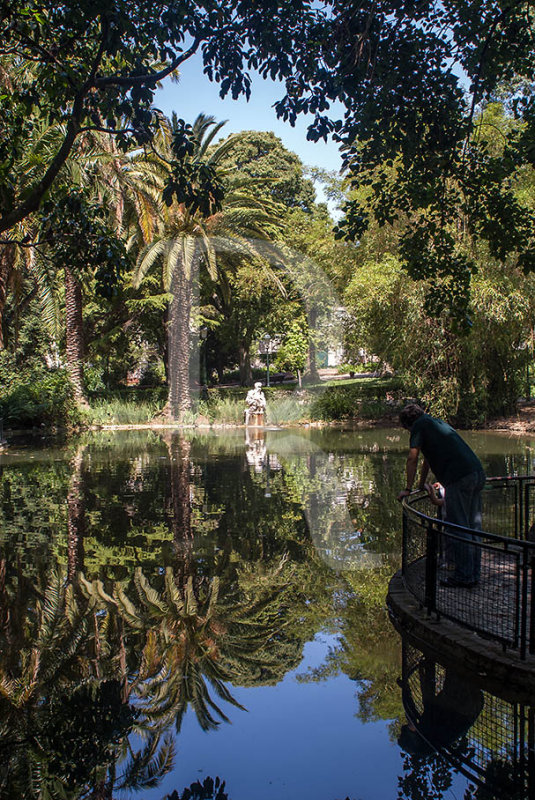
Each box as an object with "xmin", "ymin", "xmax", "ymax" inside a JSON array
[
  {"xmin": 0, "ymin": 428, "xmax": 534, "ymax": 798},
  {"xmin": 398, "ymin": 638, "xmax": 535, "ymax": 800}
]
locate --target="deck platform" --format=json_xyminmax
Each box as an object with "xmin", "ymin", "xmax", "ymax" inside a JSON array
[{"xmin": 387, "ymin": 569, "xmax": 535, "ymax": 702}]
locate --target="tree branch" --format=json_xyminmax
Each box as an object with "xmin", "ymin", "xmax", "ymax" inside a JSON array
[
  {"xmin": 79, "ymin": 125, "xmax": 138, "ymax": 135},
  {"xmin": 0, "ymin": 98, "xmax": 84, "ymax": 234},
  {"xmin": 94, "ymin": 37, "xmax": 201, "ymax": 88},
  {"xmin": 0, "ymin": 20, "xmax": 111, "ymax": 235},
  {"xmin": 0, "ymin": 238, "xmax": 48, "ymax": 247}
]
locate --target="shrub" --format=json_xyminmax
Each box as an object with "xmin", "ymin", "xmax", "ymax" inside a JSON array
[
  {"xmin": 0, "ymin": 354, "xmax": 78, "ymax": 429},
  {"xmin": 138, "ymin": 360, "xmax": 166, "ymax": 387},
  {"xmin": 309, "ymin": 379, "xmax": 403, "ymax": 420},
  {"xmin": 84, "ymin": 364, "xmax": 106, "ymax": 393},
  {"xmin": 336, "ymin": 362, "xmax": 379, "ymax": 375}
]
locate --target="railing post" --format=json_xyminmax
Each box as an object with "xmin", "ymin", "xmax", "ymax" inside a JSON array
[
  {"xmin": 402, "ymin": 507, "xmax": 408, "ymax": 576},
  {"xmin": 523, "ymin": 478, "xmax": 529, "ymax": 541},
  {"xmin": 529, "ymin": 548, "xmax": 535, "ymax": 656},
  {"xmin": 425, "ymin": 520, "xmax": 438, "ymax": 616},
  {"xmin": 521, "ymin": 544, "xmax": 529, "ymax": 660}
]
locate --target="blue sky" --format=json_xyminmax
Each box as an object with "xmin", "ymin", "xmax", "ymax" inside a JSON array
[{"xmin": 154, "ymin": 51, "xmax": 345, "ymax": 175}]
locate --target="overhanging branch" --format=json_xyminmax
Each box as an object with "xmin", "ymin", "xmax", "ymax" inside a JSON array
[{"xmin": 94, "ymin": 37, "xmax": 201, "ymax": 88}]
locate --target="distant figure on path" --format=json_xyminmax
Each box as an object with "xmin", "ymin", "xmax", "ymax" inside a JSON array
[
  {"xmin": 244, "ymin": 382, "xmax": 266, "ymax": 426},
  {"xmin": 397, "ymin": 403, "xmax": 485, "ymax": 588}
]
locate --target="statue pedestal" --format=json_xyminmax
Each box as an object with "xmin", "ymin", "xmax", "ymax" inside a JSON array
[{"xmin": 247, "ymin": 412, "xmax": 264, "ymax": 427}]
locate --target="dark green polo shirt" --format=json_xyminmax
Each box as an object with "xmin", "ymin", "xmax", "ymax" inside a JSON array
[{"xmin": 409, "ymin": 414, "xmax": 483, "ymax": 486}]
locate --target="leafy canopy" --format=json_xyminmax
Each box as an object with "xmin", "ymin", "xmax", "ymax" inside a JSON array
[
  {"xmin": 0, "ymin": 0, "xmax": 321, "ymax": 233},
  {"xmin": 40, "ymin": 189, "xmax": 131, "ymax": 297}
]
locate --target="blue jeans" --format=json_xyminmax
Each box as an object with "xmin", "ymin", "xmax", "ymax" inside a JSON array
[{"xmin": 444, "ymin": 469, "xmax": 486, "ymax": 584}]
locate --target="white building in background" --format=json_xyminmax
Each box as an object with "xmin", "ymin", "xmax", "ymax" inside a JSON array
[{"xmin": 327, "ymin": 346, "xmax": 345, "ymax": 367}]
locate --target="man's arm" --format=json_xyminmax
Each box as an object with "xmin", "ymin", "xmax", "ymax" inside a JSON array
[
  {"xmin": 418, "ymin": 458, "xmax": 430, "ymax": 490},
  {"xmin": 397, "ymin": 447, "xmax": 420, "ymax": 501}
]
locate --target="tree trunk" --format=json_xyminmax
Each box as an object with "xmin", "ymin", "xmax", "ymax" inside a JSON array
[
  {"xmin": 65, "ymin": 267, "xmax": 87, "ymax": 403},
  {"xmin": 0, "ymin": 244, "xmax": 15, "ymax": 350},
  {"xmin": 164, "ymin": 433, "xmax": 193, "ymax": 590},
  {"xmin": 306, "ymin": 306, "xmax": 320, "ymax": 383},
  {"xmin": 167, "ymin": 259, "xmax": 192, "ymax": 422},
  {"xmin": 162, "ymin": 305, "xmax": 169, "ymax": 382},
  {"xmin": 239, "ymin": 342, "xmax": 252, "ymax": 386},
  {"xmin": 67, "ymin": 444, "xmax": 86, "ymax": 582},
  {"xmin": 216, "ymin": 353, "xmax": 225, "ymax": 384}
]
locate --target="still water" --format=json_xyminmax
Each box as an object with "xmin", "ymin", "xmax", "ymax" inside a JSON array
[{"xmin": 1, "ymin": 426, "xmax": 535, "ymax": 800}]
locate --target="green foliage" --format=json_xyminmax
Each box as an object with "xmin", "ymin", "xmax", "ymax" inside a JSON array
[
  {"xmin": 163, "ymin": 118, "xmax": 225, "ymax": 214},
  {"xmin": 199, "ymin": 395, "xmax": 246, "ymax": 425},
  {"xmin": 266, "ymin": 394, "xmax": 312, "ymax": 424},
  {"xmin": 309, "ymin": 379, "xmax": 403, "ymax": 421},
  {"xmin": 198, "ymin": 388, "xmax": 305, "ymax": 424},
  {"xmin": 217, "ymin": 130, "xmax": 316, "ymax": 211},
  {"xmin": 344, "ymin": 255, "xmax": 535, "ymax": 423},
  {"xmin": 0, "ymin": 352, "xmax": 79, "ymax": 429},
  {"xmin": 83, "ymin": 364, "xmax": 106, "ymax": 393},
  {"xmin": 0, "ymin": 0, "xmax": 322, "ymax": 232},
  {"xmin": 2, "ymin": 4, "xmax": 532, "ymax": 429},
  {"xmin": 40, "ymin": 189, "xmax": 130, "ymax": 297},
  {"xmin": 277, "ymin": 4, "xmax": 535, "ymax": 316},
  {"xmin": 336, "ymin": 362, "xmax": 377, "ymax": 375},
  {"xmin": 275, "ymin": 319, "xmax": 308, "ymax": 375}
]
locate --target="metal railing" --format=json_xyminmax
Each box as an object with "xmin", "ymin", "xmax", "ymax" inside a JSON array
[
  {"xmin": 399, "ymin": 639, "xmax": 534, "ymax": 798},
  {"xmin": 402, "ymin": 476, "xmax": 535, "ymax": 659}
]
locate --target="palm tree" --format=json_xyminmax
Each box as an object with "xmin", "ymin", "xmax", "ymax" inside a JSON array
[
  {"xmin": 0, "ymin": 212, "xmax": 61, "ymax": 357},
  {"xmin": 57, "ymin": 127, "xmax": 164, "ymax": 402},
  {"xmin": 134, "ymin": 113, "xmax": 285, "ymax": 421},
  {"xmin": 110, "ymin": 561, "xmax": 295, "ymax": 733}
]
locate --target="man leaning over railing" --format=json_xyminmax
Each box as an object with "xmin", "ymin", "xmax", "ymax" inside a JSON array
[{"xmin": 397, "ymin": 404, "xmax": 486, "ymax": 589}]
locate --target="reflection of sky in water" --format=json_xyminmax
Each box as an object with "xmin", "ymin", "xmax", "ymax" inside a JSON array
[
  {"xmin": 2, "ymin": 427, "xmax": 535, "ymax": 799},
  {"xmin": 154, "ymin": 633, "xmax": 468, "ymax": 800}
]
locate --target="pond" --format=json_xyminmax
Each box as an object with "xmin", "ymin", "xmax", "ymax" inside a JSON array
[{"xmin": 1, "ymin": 426, "xmax": 535, "ymax": 800}]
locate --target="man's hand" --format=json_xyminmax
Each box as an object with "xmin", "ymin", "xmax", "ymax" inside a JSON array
[{"xmin": 397, "ymin": 489, "xmax": 412, "ymax": 502}]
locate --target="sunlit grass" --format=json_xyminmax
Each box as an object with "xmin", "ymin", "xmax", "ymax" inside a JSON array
[
  {"xmin": 265, "ymin": 395, "xmax": 312, "ymax": 424},
  {"xmin": 81, "ymin": 375, "xmax": 398, "ymax": 427},
  {"xmin": 199, "ymin": 396, "xmax": 245, "ymax": 424},
  {"xmin": 83, "ymin": 399, "xmax": 162, "ymax": 425}
]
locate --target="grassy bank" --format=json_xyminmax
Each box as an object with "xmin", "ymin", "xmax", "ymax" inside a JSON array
[
  {"xmin": 81, "ymin": 377, "xmax": 404, "ymax": 427},
  {"xmin": 1, "ymin": 371, "xmax": 405, "ymax": 431}
]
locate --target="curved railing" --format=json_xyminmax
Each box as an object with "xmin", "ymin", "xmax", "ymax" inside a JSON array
[
  {"xmin": 399, "ymin": 638, "xmax": 534, "ymax": 796},
  {"xmin": 401, "ymin": 476, "xmax": 535, "ymax": 659}
]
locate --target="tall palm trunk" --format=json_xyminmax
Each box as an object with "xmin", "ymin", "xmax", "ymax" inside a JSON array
[
  {"xmin": 164, "ymin": 433, "xmax": 193, "ymax": 590},
  {"xmin": 67, "ymin": 444, "xmax": 86, "ymax": 582},
  {"xmin": 65, "ymin": 267, "xmax": 86, "ymax": 403},
  {"xmin": 0, "ymin": 244, "xmax": 15, "ymax": 349},
  {"xmin": 167, "ymin": 259, "xmax": 192, "ymax": 422}
]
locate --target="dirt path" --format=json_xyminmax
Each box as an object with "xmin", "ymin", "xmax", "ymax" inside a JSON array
[{"xmin": 482, "ymin": 401, "xmax": 535, "ymax": 434}]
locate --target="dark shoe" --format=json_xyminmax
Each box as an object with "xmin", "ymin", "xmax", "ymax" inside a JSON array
[{"xmin": 440, "ymin": 576, "xmax": 478, "ymax": 588}]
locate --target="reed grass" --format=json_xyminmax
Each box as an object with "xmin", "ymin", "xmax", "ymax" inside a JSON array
[{"xmin": 83, "ymin": 398, "xmax": 162, "ymax": 425}]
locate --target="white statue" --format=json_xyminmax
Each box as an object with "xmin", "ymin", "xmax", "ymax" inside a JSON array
[{"xmin": 244, "ymin": 382, "xmax": 266, "ymax": 426}]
